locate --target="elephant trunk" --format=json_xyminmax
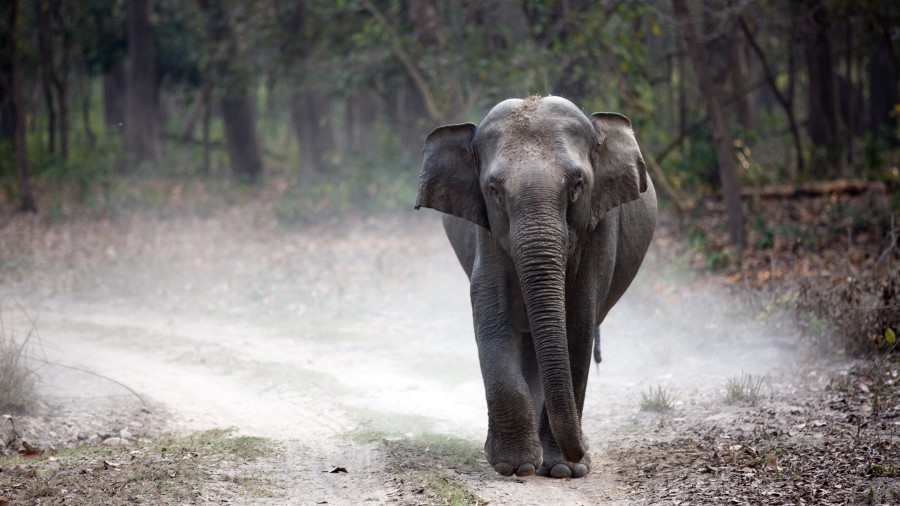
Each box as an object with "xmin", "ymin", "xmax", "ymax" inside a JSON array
[{"xmin": 511, "ymin": 210, "xmax": 585, "ymax": 464}]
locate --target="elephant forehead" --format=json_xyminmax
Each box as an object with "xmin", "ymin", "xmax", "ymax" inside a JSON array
[
  {"xmin": 478, "ymin": 100, "xmax": 593, "ymax": 149},
  {"xmin": 484, "ymin": 139, "xmax": 588, "ymax": 181}
]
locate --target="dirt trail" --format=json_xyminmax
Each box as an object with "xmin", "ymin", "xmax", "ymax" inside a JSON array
[{"xmin": 0, "ymin": 210, "xmax": 819, "ymax": 504}]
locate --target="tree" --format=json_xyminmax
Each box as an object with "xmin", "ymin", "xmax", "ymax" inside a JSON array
[
  {"xmin": 198, "ymin": 0, "xmax": 263, "ymax": 182},
  {"xmin": 739, "ymin": 15, "xmax": 804, "ymax": 175},
  {"xmin": 7, "ymin": 0, "xmax": 37, "ymax": 212},
  {"xmin": 673, "ymin": 0, "xmax": 745, "ymax": 249},
  {"xmin": 124, "ymin": 0, "xmax": 160, "ymax": 164},
  {"xmin": 800, "ymin": 0, "xmax": 841, "ymax": 176}
]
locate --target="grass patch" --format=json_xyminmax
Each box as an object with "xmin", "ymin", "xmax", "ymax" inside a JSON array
[
  {"xmin": 0, "ymin": 309, "xmax": 37, "ymax": 414},
  {"xmin": 640, "ymin": 385, "xmax": 674, "ymax": 412},
  {"xmin": 726, "ymin": 373, "xmax": 765, "ymax": 404},
  {"xmin": 159, "ymin": 427, "xmax": 275, "ymax": 461},
  {"xmin": 0, "ymin": 428, "xmax": 276, "ymax": 504},
  {"xmin": 350, "ymin": 429, "xmax": 487, "ymax": 504}
]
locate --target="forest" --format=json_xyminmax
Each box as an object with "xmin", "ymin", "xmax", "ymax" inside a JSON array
[
  {"xmin": 0, "ymin": 0, "xmax": 897, "ymax": 230},
  {"xmin": 1, "ymin": 1, "xmax": 900, "ymax": 504}
]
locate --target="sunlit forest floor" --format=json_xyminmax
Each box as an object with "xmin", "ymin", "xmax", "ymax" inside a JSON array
[{"xmin": 0, "ymin": 189, "xmax": 897, "ymax": 504}]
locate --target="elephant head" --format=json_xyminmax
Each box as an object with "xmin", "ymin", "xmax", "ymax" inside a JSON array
[{"xmin": 415, "ymin": 96, "xmax": 647, "ymax": 464}]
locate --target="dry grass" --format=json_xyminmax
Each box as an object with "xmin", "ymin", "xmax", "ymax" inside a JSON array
[{"xmin": 0, "ymin": 308, "xmax": 37, "ymax": 414}]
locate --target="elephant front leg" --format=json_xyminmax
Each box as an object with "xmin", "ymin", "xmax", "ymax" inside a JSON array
[
  {"xmin": 472, "ymin": 282, "xmax": 543, "ymax": 477},
  {"xmin": 535, "ymin": 317, "xmax": 596, "ymax": 478},
  {"xmin": 477, "ymin": 334, "xmax": 543, "ymax": 477}
]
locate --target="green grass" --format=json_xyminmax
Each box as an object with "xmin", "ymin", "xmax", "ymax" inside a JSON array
[
  {"xmin": 640, "ymin": 385, "xmax": 674, "ymax": 412},
  {"xmin": 349, "ymin": 429, "xmax": 487, "ymax": 504},
  {"xmin": 155, "ymin": 427, "xmax": 275, "ymax": 461},
  {"xmin": 726, "ymin": 373, "xmax": 765, "ymax": 404}
]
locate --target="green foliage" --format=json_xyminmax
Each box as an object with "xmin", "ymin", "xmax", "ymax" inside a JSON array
[{"xmin": 753, "ymin": 215, "xmax": 775, "ymax": 250}]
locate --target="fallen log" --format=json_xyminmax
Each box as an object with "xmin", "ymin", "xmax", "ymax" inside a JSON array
[{"xmin": 741, "ymin": 179, "xmax": 887, "ymax": 199}]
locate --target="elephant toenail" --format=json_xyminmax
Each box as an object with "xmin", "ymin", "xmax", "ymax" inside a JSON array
[
  {"xmin": 550, "ymin": 463, "xmax": 572, "ymax": 479},
  {"xmin": 515, "ymin": 463, "xmax": 535, "ymax": 477},
  {"xmin": 494, "ymin": 462, "xmax": 514, "ymax": 476},
  {"xmin": 572, "ymin": 463, "xmax": 589, "ymax": 478}
]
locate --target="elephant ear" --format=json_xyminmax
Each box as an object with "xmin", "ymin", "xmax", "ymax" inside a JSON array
[
  {"xmin": 589, "ymin": 112, "xmax": 648, "ymax": 229},
  {"xmin": 415, "ymin": 123, "xmax": 489, "ymax": 230}
]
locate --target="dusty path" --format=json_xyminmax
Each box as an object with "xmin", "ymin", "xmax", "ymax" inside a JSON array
[{"xmin": 0, "ymin": 210, "xmax": 827, "ymax": 504}]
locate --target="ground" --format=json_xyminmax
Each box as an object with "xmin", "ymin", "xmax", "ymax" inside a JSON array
[{"xmin": 0, "ymin": 203, "xmax": 897, "ymax": 505}]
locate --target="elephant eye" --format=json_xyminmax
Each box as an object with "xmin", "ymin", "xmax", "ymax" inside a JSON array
[
  {"xmin": 489, "ymin": 183, "xmax": 503, "ymax": 207},
  {"xmin": 570, "ymin": 178, "xmax": 584, "ymax": 203}
]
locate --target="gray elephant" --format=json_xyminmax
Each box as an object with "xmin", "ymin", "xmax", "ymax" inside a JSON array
[{"xmin": 415, "ymin": 96, "xmax": 657, "ymax": 479}]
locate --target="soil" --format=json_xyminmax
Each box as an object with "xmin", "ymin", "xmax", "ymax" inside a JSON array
[{"xmin": 0, "ymin": 204, "xmax": 897, "ymax": 505}]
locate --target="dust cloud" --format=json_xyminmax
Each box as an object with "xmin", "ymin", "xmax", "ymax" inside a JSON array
[{"xmin": 1, "ymin": 208, "xmax": 813, "ymax": 501}]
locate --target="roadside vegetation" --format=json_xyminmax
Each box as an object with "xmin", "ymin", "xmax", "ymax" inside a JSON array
[
  {"xmin": 0, "ymin": 428, "xmax": 275, "ymax": 504},
  {"xmin": 0, "ymin": 310, "xmax": 36, "ymax": 415}
]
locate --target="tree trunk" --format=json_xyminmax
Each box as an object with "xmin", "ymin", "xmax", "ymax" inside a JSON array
[
  {"xmin": 81, "ymin": 76, "xmax": 97, "ymax": 148},
  {"xmin": 202, "ymin": 83, "xmax": 211, "ymax": 174},
  {"xmin": 103, "ymin": 58, "xmax": 126, "ymax": 129},
  {"xmin": 739, "ymin": 15, "xmax": 804, "ymax": 176},
  {"xmin": 407, "ymin": 0, "xmax": 464, "ymax": 120},
  {"xmin": 868, "ymin": 29, "xmax": 899, "ymax": 146},
  {"xmin": 37, "ymin": 0, "xmax": 56, "ymax": 154},
  {"xmin": 124, "ymin": 0, "xmax": 160, "ymax": 165},
  {"xmin": 292, "ymin": 90, "xmax": 335, "ymax": 174},
  {"xmin": 220, "ymin": 93, "xmax": 264, "ymax": 182},
  {"xmin": 9, "ymin": 0, "xmax": 37, "ymax": 212},
  {"xmin": 800, "ymin": 0, "xmax": 841, "ymax": 176},
  {"xmin": 673, "ymin": 0, "xmax": 745, "ymax": 249},
  {"xmin": 53, "ymin": 0, "xmax": 70, "ymax": 161},
  {"xmin": 729, "ymin": 10, "xmax": 756, "ymax": 130},
  {"xmin": 199, "ymin": 0, "xmax": 263, "ymax": 182}
]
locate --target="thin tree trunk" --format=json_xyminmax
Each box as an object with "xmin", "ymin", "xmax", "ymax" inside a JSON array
[
  {"xmin": 53, "ymin": 0, "xmax": 70, "ymax": 161},
  {"xmin": 81, "ymin": 77, "xmax": 97, "ymax": 148},
  {"xmin": 103, "ymin": 59, "xmax": 126, "ymax": 129},
  {"xmin": 37, "ymin": 0, "xmax": 56, "ymax": 154},
  {"xmin": 292, "ymin": 90, "xmax": 335, "ymax": 174},
  {"xmin": 124, "ymin": 0, "xmax": 160, "ymax": 165},
  {"xmin": 202, "ymin": 83, "xmax": 211, "ymax": 174},
  {"xmin": 844, "ymin": 20, "xmax": 853, "ymax": 166},
  {"xmin": 179, "ymin": 93, "xmax": 204, "ymax": 141},
  {"xmin": 868, "ymin": 27, "xmax": 898, "ymax": 146},
  {"xmin": 801, "ymin": 0, "xmax": 841, "ymax": 176},
  {"xmin": 673, "ymin": 0, "xmax": 745, "ymax": 249},
  {"xmin": 407, "ymin": 0, "xmax": 464, "ymax": 120},
  {"xmin": 9, "ymin": 0, "xmax": 37, "ymax": 212},
  {"xmin": 739, "ymin": 16, "xmax": 804, "ymax": 175},
  {"xmin": 361, "ymin": 0, "xmax": 443, "ymax": 123},
  {"xmin": 729, "ymin": 9, "xmax": 756, "ymax": 130}
]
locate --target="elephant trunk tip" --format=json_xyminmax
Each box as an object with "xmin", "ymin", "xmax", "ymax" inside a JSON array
[{"xmin": 559, "ymin": 434, "xmax": 585, "ymax": 464}]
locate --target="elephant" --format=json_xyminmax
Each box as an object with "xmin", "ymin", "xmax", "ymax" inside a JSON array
[{"xmin": 415, "ymin": 95, "xmax": 657, "ymax": 479}]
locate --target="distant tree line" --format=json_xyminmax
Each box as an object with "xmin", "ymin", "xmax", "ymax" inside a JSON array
[{"xmin": 0, "ymin": 0, "xmax": 897, "ymax": 241}]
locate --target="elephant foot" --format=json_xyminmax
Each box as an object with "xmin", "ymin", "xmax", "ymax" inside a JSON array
[
  {"xmin": 536, "ymin": 432, "xmax": 591, "ymax": 479},
  {"xmin": 484, "ymin": 429, "xmax": 543, "ymax": 478},
  {"xmin": 536, "ymin": 458, "xmax": 590, "ymax": 478}
]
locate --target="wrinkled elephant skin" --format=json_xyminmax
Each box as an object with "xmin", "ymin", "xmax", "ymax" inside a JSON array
[{"xmin": 415, "ymin": 96, "xmax": 657, "ymax": 478}]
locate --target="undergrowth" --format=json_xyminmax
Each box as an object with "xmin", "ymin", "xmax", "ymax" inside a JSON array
[
  {"xmin": 0, "ymin": 309, "xmax": 37, "ymax": 414},
  {"xmin": 640, "ymin": 385, "xmax": 674, "ymax": 412}
]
